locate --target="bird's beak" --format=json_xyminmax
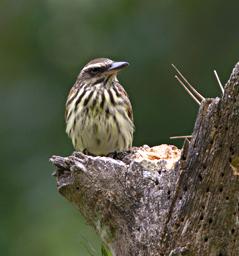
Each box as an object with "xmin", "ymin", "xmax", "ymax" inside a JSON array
[{"xmin": 107, "ymin": 61, "xmax": 129, "ymax": 72}]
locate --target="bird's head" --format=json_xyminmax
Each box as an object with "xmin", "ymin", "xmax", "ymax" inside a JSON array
[{"xmin": 78, "ymin": 58, "xmax": 129, "ymax": 84}]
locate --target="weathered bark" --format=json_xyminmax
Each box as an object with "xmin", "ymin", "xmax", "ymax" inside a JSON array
[{"xmin": 50, "ymin": 62, "xmax": 239, "ymax": 256}]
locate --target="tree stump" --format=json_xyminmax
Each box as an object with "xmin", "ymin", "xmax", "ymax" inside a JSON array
[{"xmin": 50, "ymin": 62, "xmax": 239, "ymax": 256}]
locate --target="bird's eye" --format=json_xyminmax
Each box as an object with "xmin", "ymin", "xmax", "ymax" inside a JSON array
[{"xmin": 89, "ymin": 67, "xmax": 102, "ymax": 74}]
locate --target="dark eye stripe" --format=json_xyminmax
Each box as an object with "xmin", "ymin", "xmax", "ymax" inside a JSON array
[{"xmin": 87, "ymin": 66, "xmax": 106, "ymax": 74}]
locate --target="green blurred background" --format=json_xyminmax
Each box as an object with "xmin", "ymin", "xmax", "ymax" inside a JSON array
[{"xmin": 1, "ymin": 0, "xmax": 238, "ymax": 255}]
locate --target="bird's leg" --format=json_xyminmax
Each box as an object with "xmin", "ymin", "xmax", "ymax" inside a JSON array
[
  {"xmin": 107, "ymin": 151, "xmax": 119, "ymax": 159},
  {"xmin": 107, "ymin": 149, "xmax": 134, "ymax": 160},
  {"xmin": 83, "ymin": 149, "xmax": 96, "ymax": 156}
]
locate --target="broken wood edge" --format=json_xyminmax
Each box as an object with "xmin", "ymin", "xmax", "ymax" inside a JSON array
[{"xmin": 50, "ymin": 62, "xmax": 239, "ymax": 256}]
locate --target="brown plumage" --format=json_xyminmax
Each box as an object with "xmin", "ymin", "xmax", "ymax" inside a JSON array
[{"xmin": 65, "ymin": 58, "xmax": 134, "ymax": 155}]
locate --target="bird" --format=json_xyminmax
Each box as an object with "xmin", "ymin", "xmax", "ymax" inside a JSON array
[{"xmin": 65, "ymin": 58, "xmax": 134, "ymax": 156}]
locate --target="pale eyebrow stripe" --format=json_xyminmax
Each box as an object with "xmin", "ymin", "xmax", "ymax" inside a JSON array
[{"xmin": 83, "ymin": 64, "xmax": 105, "ymax": 71}]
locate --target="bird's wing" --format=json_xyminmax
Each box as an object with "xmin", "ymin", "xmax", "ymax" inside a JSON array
[
  {"xmin": 114, "ymin": 82, "xmax": 134, "ymax": 123},
  {"xmin": 65, "ymin": 83, "xmax": 79, "ymax": 122}
]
